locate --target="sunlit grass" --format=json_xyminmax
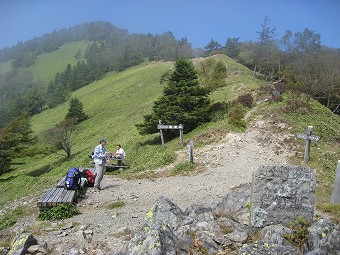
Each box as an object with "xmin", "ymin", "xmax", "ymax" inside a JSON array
[{"xmin": 30, "ymin": 41, "xmax": 89, "ymax": 84}]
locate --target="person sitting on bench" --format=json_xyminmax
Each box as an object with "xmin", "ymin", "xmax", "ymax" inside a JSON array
[{"xmin": 114, "ymin": 144, "xmax": 126, "ymax": 170}]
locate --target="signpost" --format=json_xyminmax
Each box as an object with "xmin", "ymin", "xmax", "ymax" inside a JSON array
[
  {"xmin": 188, "ymin": 140, "xmax": 194, "ymax": 163},
  {"xmin": 331, "ymin": 160, "xmax": 340, "ymax": 204},
  {"xmin": 295, "ymin": 126, "xmax": 320, "ymax": 164},
  {"xmin": 157, "ymin": 120, "xmax": 184, "ymax": 146}
]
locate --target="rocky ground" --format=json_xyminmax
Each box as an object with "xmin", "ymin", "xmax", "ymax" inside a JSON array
[{"xmin": 2, "ymin": 117, "xmax": 298, "ymax": 254}]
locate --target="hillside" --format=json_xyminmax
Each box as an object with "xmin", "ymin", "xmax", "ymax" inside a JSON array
[
  {"xmin": 30, "ymin": 41, "xmax": 89, "ymax": 84},
  {"xmin": 0, "ymin": 41, "xmax": 89, "ymax": 84},
  {"xmin": 0, "ymin": 54, "xmax": 339, "ymax": 238}
]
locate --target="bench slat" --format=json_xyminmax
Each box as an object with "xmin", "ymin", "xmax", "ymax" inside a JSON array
[
  {"xmin": 39, "ymin": 188, "xmax": 56, "ymax": 208},
  {"xmin": 56, "ymin": 176, "xmax": 66, "ymax": 188},
  {"xmin": 37, "ymin": 188, "xmax": 76, "ymax": 210},
  {"xmin": 48, "ymin": 188, "xmax": 63, "ymax": 207}
]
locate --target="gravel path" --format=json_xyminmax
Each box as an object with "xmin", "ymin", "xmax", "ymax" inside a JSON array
[{"xmin": 69, "ymin": 123, "xmax": 291, "ymax": 243}]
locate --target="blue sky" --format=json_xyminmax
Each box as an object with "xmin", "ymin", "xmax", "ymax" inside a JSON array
[{"xmin": 1, "ymin": 0, "xmax": 339, "ymax": 50}]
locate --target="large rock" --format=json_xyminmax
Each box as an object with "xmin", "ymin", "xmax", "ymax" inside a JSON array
[
  {"xmin": 127, "ymin": 197, "xmax": 183, "ymax": 255},
  {"xmin": 305, "ymin": 219, "xmax": 340, "ymax": 255},
  {"xmin": 8, "ymin": 233, "xmax": 37, "ymax": 255},
  {"xmin": 250, "ymin": 165, "xmax": 316, "ymax": 228}
]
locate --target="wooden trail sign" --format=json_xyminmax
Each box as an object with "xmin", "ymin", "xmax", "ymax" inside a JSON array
[
  {"xmin": 157, "ymin": 120, "xmax": 184, "ymax": 146},
  {"xmin": 295, "ymin": 126, "xmax": 320, "ymax": 164}
]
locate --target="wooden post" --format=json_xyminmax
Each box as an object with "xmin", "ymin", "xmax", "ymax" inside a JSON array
[
  {"xmin": 188, "ymin": 140, "xmax": 194, "ymax": 163},
  {"xmin": 295, "ymin": 126, "xmax": 320, "ymax": 165},
  {"xmin": 304, "ymin": 126, "xmax": 313, "ymax": 164},
  {"xmin": 179, "ymin": 124, "xmax": 184, "ymax": 146},
  {"xmin": 159, "ymin": 120, "xmax": 164, "ymax": 146},
  {"xmin": 331, "ymin": 160, "xmax": 340, "ymax": 204}
]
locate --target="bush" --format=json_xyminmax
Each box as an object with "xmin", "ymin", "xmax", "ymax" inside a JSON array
[
  {"xmin": 37, "ymin": 204, "xmax": 79, "ymax": 221},
  {"xmin": 282, "ymin": 92, "xmax": 312, "ymax": 114},
  {"xmin": 284, "ymin": 216, "xmax": 310, "ymax": 249},
  {"xmin": 227, "ymin": 103, "xmax": 247, "ymax": 131},
  {"xmin": 237, "ymin": 93, "xmax": 254, "ymax": 108}
]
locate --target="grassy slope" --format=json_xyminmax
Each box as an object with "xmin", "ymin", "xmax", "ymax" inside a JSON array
[
  {"xmin": 30, "ymin": 41, "xmax": 89, "ymax": 84},
  {"xmin": 0, "ymin": 41, "xmax": 89, "ymax": 84}
]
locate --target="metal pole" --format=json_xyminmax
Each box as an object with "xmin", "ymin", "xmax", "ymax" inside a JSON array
[
  {"xmin": 188, "ymin": 140, "xmax": 193, "ymax": 163},
  {"xmin": 179, "ymin": 124, "xmax": 184, "ymax": 146},
  {"xmin": 331, "ymin": 160, "xmax": 340, "ymax": 204},
  {"xmin": 159, "ymin": 120, "xmax": 164, "ymax": 146},
  {"xmin": 303, "ymin": 126, "xmax": 313, "ymax": 164}
]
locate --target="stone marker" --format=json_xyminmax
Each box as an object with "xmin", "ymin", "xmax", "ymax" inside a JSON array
[
  {"xmin": 250, "ymin": 165, "xmax": 316, "ymax": 228},
  {"xmin": 331, "ymin": 160, "xmax": 340, "ymax": 204}
]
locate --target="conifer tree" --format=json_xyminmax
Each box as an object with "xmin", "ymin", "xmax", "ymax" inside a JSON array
[
  {"xmin": 136, "ymin": 59, "xmax": 211, "ymax": 137},
  {"xmin": 65, "ymin": 97, "xmax": 87, "ymax": 123}
]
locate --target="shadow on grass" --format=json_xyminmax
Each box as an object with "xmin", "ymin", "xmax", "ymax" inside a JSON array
[
  {"xmin": 26, "ymin": 157, "xmax": 67, "ymax": 177},
  {"xmin": 0, "ymin": 175, "xmax": 17, "ymax": 182}
]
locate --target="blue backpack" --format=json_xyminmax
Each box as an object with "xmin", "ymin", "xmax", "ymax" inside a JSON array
[{"xmin": 65, "ymin": 167, "xmax": 81, "ymax": 190}]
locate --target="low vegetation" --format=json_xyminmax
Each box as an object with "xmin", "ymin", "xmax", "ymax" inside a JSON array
[
  {"xmin": 284, "ymin": 216, "xmax": 311, "ymax": 250},
  {"xmin": 106, "ymin": 200, "xmax": 126, "ymax": 209},
  {"xmin": 0, "ymin": 206, "xmax": 28, "ymax": 231},
  {"xmin": 37, "ymin": 204, "xmax": 79, "ymax": 221}
]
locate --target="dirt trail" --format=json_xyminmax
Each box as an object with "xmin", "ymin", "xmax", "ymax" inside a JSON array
[{"xmin": 70, "ymin": 122, "xmax": 291, "ymax": 240}]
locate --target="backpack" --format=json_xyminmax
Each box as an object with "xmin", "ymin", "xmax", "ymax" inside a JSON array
[
  {"xmin": 65, "ymin": 167, "xmax": 81, "ymax": 190},
  {"xmin": 81, "ymin": 169, "xmax": 95, "ymax": 187}
]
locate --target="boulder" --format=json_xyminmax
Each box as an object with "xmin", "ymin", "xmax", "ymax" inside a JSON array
[
  {"xmin": 8, "ymin": 233, "xmax": 37, "ymax": 255},
  {"xmin": 305, "ymin": 219, "xmax": 340, "ymax": 255}
]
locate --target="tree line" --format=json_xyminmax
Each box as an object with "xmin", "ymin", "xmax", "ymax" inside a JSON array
[{"xmin": 203, "ymin": 17, "xmax": 340, "ymax": 114}]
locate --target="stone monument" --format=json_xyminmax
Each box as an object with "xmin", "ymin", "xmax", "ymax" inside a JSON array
[{"xmin": 250, "ymin": 165, "xmax": 316, "ymax": 228}]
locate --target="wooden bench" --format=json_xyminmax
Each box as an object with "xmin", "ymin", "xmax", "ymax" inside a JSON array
[
  {"xmin": 37, "ymin": 175, "xmax": 87, "ymax": 210},
  {"xmin": 37, "ymin": 188, "xmax": 76, "ymax": 210},
  {"xmin": 56, "ymin": 176, "xmax": 66, "ymax": 188}
]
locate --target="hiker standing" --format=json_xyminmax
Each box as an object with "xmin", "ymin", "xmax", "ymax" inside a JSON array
[{"xmin": 93, "ymin": 138, "xmax": 109, "ymax": 191}]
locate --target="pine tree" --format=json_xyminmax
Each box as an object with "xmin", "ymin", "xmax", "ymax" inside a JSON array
[
  {"xmin": 65, "ymin": 97, "xmax": 87, "ymax": 123},
  {"xmin": 136, "ymin": 59, "xmax": 211, "ymax": 137}
]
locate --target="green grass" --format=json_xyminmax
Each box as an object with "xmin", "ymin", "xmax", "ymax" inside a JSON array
[
  {"xmin": 171, "ymin": 162, "xmax": 195, "ymax": 175},
  {"xmin": 106, "ymin": 200, "xmax": 125, "ymax": 209},
  {"xmin": 0, "ymin": 41, "xmax": 89, "ymax": 84},
  {"xmin": 0, "ymin": 205, "xmax": 33, "ymax": 231},
  {"xmin": 30, "ymin": 41, "xmax": 89, "ymax": 84}
]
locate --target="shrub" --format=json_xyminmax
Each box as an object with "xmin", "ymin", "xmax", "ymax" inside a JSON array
[
  {"xmin": 37, "ymin": 204, "xmax": 79, "ymax": 221},
  {"xmin": 227, "ymin": 103, "xmax": 247, "ymax": 131},
  {"xmin": 284, "ymin": 216, "xmax": 310, "ymax": 249},
  {"xmin": 282, "ymin": 92, "xmax": 312, "ymax": 114},
  {"xmin": 209, "ymin": 101, "xmax": 230, "ymax": 121},
  {"xmin": 237, "ymin": 93, "xmax": 254, "ymax": 108}
]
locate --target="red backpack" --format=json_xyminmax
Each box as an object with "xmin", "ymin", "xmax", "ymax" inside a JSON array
[{"xmin": 83, "ymin": 169, "xmax": 95, "ymax": 187}]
